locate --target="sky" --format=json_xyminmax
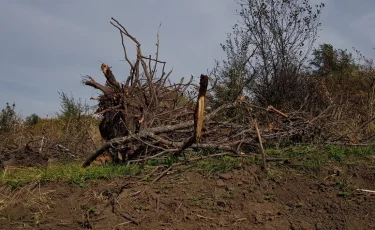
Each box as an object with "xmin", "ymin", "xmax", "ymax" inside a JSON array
[{"xmin": 0, "ymin": 0, "xmax": 374, "ymax": 118}]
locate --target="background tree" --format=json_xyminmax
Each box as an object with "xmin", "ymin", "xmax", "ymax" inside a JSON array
[
  {"xmin": 212, "ymin": 0, "xmax": 325, "ymax": 110},
  {"xmin": 0, "ymin": 102, "xmax": 19, "ymax": 132},
  {"xmin": 310, "ymin": 44, "xmax": 375, "ymax": 123},
  {"xmin": 210, "ymin": 28, "xmax": 257, "ymax": 108},
  {"xmin": 25, "ymin": 113, "xmax": 40, "ymax": 126},
  {"xmin": 57, "ymin": 91, "xmax": 91, "ymax": 119}
]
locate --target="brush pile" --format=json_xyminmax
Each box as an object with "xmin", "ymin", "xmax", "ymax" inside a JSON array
[{"xmin": 81, "ymin": 18, "xmax": 334, "ymax": 167}]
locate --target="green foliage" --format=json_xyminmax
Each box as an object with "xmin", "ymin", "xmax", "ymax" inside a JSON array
[
  {"xmin": 210, "ymin": 28, "xmax": 254, "ymax": 108},
  {"xmin": 0, "ymin": 102, "xmax": 19, "ymax": 132},
  {"xmin": 337, "ymin": 191, "xmax": 350, "ymax": 198},
  {"xmin": 310, "ymin": 43, "xmax": 375, "ymax": 108},
  {"xmin": 310, "ymin": 44, "xmax": 356, "ymax": 75},
  {"xmin": 25, "ymin": 113, "xmax": 40, "ymax": 126},
  {"xmin": 197, "ymin": 155, "xmax": 245, "ymax": 174},
  {"xmin": 310, "ymin": 44, "xmax": 361, "ymax": 89},
  {"xmin": 57, "ymin": 91, "xmax": 91, "ymax": 119},
  {"xmin": 264, "ymin": 194, "xmax": 274, "ymax": 201},
  {"xmin": 55, "ymin": 91, "xmax": 97, "ymax": 143},
  {"xmin": 146, "ymin": 156, "xmax": 177, "ymax": 166},
  {"xmin": 264, "ymin": 144, "xmax": 375, "ymax": 174},
  {"xmin": 328, "ymin": 144, "xmax": 375, "ymax": 161}
]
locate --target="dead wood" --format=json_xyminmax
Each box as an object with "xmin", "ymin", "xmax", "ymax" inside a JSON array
[
  {"xmin": 254, "ymin": 118, "xmax": 267, "ymax": 170},
  {"xmin": 173, "ymin": 74, "xmax": 208, "ymax": 157},
  {"xmin": 81, "ymin": 17, "xmax": 342, "ymax": 168},
  {"xmin": 101, "ymin": 64, "xmax": 121, "ymax": 89}
]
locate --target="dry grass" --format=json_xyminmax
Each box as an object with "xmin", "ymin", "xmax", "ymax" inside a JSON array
[{"xmin": 0, "ymin": 115, "xmax": 103, "ymax": 161}]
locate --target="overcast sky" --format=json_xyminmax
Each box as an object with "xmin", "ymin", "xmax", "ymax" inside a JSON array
[{"xmin": 1, "ymin": 0, "xmax": 374, "ymax": 118}]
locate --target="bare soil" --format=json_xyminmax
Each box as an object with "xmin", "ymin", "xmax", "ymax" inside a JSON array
[{"xmin": 1, "ymin": 161, "xmax": 375, "ymax": 230}]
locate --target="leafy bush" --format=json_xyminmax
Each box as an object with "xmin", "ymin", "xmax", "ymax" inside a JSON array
[
  {"xmin": 25, "ymin": 113, "xmax": 40, "ymax": 126},
  {"xmin": 0, "ymin": 102, "xmax": 20, "ymax": 132},
  {"xmin": 57, "ymin": 91, "xmax": 91, "ymax": 119}
]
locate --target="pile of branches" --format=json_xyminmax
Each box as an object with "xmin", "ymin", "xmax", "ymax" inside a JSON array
[{"xmin": 81, "ymin": 18, "xmax": 328, "ymax": 168}]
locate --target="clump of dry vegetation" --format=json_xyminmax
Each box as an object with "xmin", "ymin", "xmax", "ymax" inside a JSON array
[{"xmin": 0, "ymin": 93, "xmax": 102, "ymax": 169}]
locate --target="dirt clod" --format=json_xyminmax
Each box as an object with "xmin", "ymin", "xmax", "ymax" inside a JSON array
[{"xmin": 216, "ymin": 179, "xmax": 226, "ymax": 187}]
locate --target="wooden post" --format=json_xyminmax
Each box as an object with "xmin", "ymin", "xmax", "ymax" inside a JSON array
[
  {"xmin": 173, "ymin": 74, "xmax": 209, "ymax": 157},
  {"xmin": 253, "ymin": 118, "xmax": 267, "ymax": 169},
  {"xmin": 195, "ymin": 75, "xmax": 208, "ymax": 141}
]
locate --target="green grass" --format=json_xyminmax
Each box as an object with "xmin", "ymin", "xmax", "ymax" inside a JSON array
[
  {"xmin": 2, "ymin": 144, "xmax": 375, "ymax": 189},
  {"xmin": 196, "ymin": 155, "xmax": 255, "ymax": 174},
  {"xmin": 264, "ymin": 144, "xmax": 375, "ymax": 172},
  {"xmin": 145, "ymin": 156, "xmax": 177, "ymax": 166},
  {"xmin": 327, "ymin": 144, "xmax": 375, "ymax": 161},
  {"xmin": 0, "ymin": 162, "xmax": 141, "ymax": 188},
  {"xmin": 265, "ymin": 145, "xmax": 316, "ymax": 159}
]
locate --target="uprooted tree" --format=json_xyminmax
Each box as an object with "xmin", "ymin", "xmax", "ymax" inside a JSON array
[
  {"xmin": 81, "ymin": 17, "xmax": 334, "ymax": 168},
  {"xmin": 81, "ymin": 18, "xmax": 266, "ymax": 167},
  {"xmin": 81, "ymin": 18, "xmax": 250, "ymax": 167}
]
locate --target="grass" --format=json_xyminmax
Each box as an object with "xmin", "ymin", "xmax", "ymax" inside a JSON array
[
  {"xmin": 145, "ymin": 156, "xmax": 177, "ymax": 167},
  {"xmin": 337, "ymin": 191, "xmax": 350, "ymax": 198},
  {"xmin": 264, "ymin": 144, "xmax": 375, "ymax": 173},
  {"xmin": 0, "ymin": 162, "xmax": 141, "ymax": 189},
  {"xmin": 195, "ymin": 155, "xmax": 256, "ymax": 174},
  {"xmin": 0, "ymin": 154, "xmax": 252, "ymax": 189},
  {"xmin": 264, "ymin": 194, "xmax": 274, "ymax": 201},
  {"xmin": 327, "ymin": 144, "xmax": 375, "ymax": 161},
  {"xmin": 1, "ymin": 144, "xmax": 375, "ymax": 189}
]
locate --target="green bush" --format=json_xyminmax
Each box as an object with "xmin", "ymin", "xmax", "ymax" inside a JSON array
[
  {"xmin": 0, "ymin": 102, "xmax": 19, "ymax": 132},
  {"xmin": 25, "ymin": 113, "xmax": 40, "ymax": 126},
  {"xmin": 57, "ymin": 91, "xmax": 91, "ymax": 119}
]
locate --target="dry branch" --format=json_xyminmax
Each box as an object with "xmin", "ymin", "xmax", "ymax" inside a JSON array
[
  {"xmin": 101, "ymin": 64, "xmax": 121, "ymax": 89},
  {"xmin": 81, "ymin": 17, "xmax": 336, "ymax": 168}
]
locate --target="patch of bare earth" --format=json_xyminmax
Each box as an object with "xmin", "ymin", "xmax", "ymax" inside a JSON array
[{"xmin": 1, "ymin": 163, "xmax": 375, "ymax": 230}]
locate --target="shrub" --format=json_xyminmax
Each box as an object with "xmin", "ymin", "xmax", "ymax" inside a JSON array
[{"xmin": 0, "ymin": 102, "xmax": 20, "ymax": 132}]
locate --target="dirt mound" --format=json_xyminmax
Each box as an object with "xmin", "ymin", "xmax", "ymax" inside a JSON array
[
  {"xmin": 0, "ymin": 144, "xmax": 48, "ymax": 169},
  {"xmin": 1, "ymin": 163, "xmax": 375, "ymax": 229}
]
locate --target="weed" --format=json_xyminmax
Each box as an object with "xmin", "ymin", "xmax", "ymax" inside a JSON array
[
  {"xmin": 328, "ymin": 145, "xmax": 375, "ymax": 161},
  {"xmin": 328, "ymin": 145, "xmax": 345, "ymax": 161},
  {"xmin": 146, "ymin": 157, "xmax": 177, "ymax": 167},
  {"xmin": 158, "ymin": 185, "xmax": 171, "ymax": 192},
  {"xmin": 334, "ymin": 181, "xmax": 346, "ymax": 190},
  {"xmin": 337, "ymin": 191, "xmax": 350, "ymax": 198},
  {"xmin": 302, "ymin": 155, "xmax": 327, "ymax": 172},
  {"xmin": 134, "ymin": 205, "xmax": 151, "ymax": 212},
  {"xmin": 88, "ymin": 207, "xmax": 95, "ymax": 214},
  {"xmin": 264, "ymin": 194, "xmax": 274, "ymax": 201},
  {"xmin": 196, "ymin": 156, "xmax": 244, "ymax": 174},
  {"xmin": 296, "ymin": 201, "xmax": 304, "ymax": 208},
  {"xmin": 221, "ymin": 187, "xmax": 235, "ymax": 199}
]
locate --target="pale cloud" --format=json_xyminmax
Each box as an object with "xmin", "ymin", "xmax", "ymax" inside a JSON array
[{"xmin": 0, "ymin": 0, "xmax": 374, "ymax": 117}]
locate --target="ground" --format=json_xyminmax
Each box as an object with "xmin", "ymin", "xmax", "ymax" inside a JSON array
[{"xmin": 1, "ymin": 145, "xmax": 375, "ymax": 230}]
